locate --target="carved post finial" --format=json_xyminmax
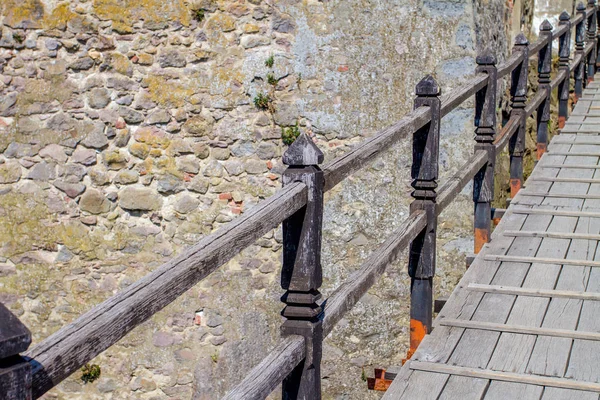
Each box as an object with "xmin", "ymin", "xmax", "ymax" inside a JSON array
[
  {"xmin": 514, "ymin": 32, "xmax": 529, "ymax": 46},
  {"xmin": 578, "ymin": 1, "xmax": 587, "ymax": 11},
  {"xmin": 282, "ymin": 132, "xmax": 324, "ymax": 167},
  {"xmin": 540, "ymin": 19, "xmax": 553, "ymax": 32},
  {"xmin": 415, "ymin": 74, "xmax": 441, "ymax": 97},
  {"xmin": 280, "ymin": 130, "xmax": 324, "ymax": 398}
]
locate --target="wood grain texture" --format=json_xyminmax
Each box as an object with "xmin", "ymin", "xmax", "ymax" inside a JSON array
[
  {"xmin": 504, "ymin": 230, "xmax": 600, "ymax": 240},
  {"xmin": 468, "ymin": 283, "xmax": 600, "ymax": 301},
  {"xmin": 322, "ymin": 211, "xmax": 427, "ymax": 336},
  {"xmin": 483, "ymin": 254, "xmax": 600, "ymax": 267},
  {"xmin": 529, "ymin": 176, "xmax": 600, "ymax": 184},
  {"xmin": 321, "ymin": 107, "xmax": 431, "ymax": 192},
  {"xmin": 494, "ymin": 114, "xmax": 520, "ymax": 152},
  {"xmin": 436, "ymin": 150, "xmax": 488, "ymax": 214},
  {"xmin": 497, "ymin": 51, "xmax": 524, "ymax": 79},
  {"xmin": 222, "ymin": 335, "xmax": 305, "ymax": 400},
  {"xmin": 525, "ymin": 89, "xmax": 548, "ymax": 117},
  {"xmin": 410, "ymin": 361, "xmax": 600, "ymax": 392},
  {"xmin": 25, "ymin": 182, "xmax": 308, "ymax": 399},
  {"xmin": 511, "ymin": 207, "xmax": 600, "ymax": 218},
  {"xmin": 439, "ymin": 318, "xmax": 600, "ymax": 341}
]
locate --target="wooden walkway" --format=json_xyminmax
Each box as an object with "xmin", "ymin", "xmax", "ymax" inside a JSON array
[{"xmin": 385, "ymin": 77, "xmax": 600, "ymax": 399}]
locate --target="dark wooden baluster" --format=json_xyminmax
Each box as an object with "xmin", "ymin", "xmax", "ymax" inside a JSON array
[
  {"xmin": 474, "ymin": 50, "xmax": 497, "ymax": 254},
  {"xmin": 0, "ymin": 303, "xmax": 32, "ymax": 400},
  {"xmin": 509, "ymin": 33, "xmax": 529, "ymax": 198},
  {"xmin": 588, "ymin": 0, "xmax": 598, "ymax": 82},
  {"xmin": 559, "ymin": 11, "xmax": 572, "ymax": 130},
  {"xmin": 406, "ymin": 75, "xmax": 441, "ymax": 360},
  {"xmin": 576, "ymin": 2, "xmax": 587, "ymax": 101},
  {"xmin": 536, "ymin": 20, "xmax": 553, "ymax": 160},
  {"xmin": 280, "ymin": 132, "xmax": 324, "ymax": 400}
]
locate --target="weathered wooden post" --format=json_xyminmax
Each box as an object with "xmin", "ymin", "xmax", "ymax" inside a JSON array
[
  {"xmin": 280, "ymin": 132, "xmax": 324, "ymax": 399},
  {"xmin": 588, "ymin": 0, "xmax": 598, "ymax": 82},
  {"xmin": 536, "ymin": 20, "xmax": 553, "ymax": 160},
  {"xmin": 474, "ymin": 50, "xmax": 497, "ymax": 254},
  {"xmin": 509, "ymin": 33, "xmax": 529, "ymax": 198},
  {"xmin": 559, "ymin": 12, "xmax": 572, "ymax": 130},
  {"xmin": 406, "ymin": 75, "xmax": 441, "ymax": 360},
  {"xmin": 576, "ymin": 2, "xmax": 587, "ymax": 100},
  {"xmin": 0, "ymin": 303, "xmax": 32, "ymax": 400}
]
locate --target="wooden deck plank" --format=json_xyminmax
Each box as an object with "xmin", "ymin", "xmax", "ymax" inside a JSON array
[
  {"xmin": 385, "ymin": 81, "xmax": 600, "ymax": 399},
  {"xmin": 483, "ymin": 381, "xmax": 543, "ymax": 400},
  {"xmin": 481, "ymin": 144, "xmax": 592, "ymax": 382},
  {"xmin": 454, "ymin": 142, "xmax": 586, "ymax": 376},
  {"xmin": 541, "ymin": 388, "xmax": 599, "ymax": 400},
  {"xmin": 436, "ymin": 376, "xmax": 489, "ymax": 400}
]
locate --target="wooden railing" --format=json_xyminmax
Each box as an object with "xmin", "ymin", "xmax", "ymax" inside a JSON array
[{"xmin": 1, "ymin": 3, "xmax": 599, "ymax": 399}]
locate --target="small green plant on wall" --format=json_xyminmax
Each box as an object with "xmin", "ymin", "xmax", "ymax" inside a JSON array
[
  {"xmin": 81, "ymin": 364, "xmax": 101, "ymax": 384},
  {"xmin": 254, "ymin": 93, "xmax": 272, "ymax": 110},
  {"xmin": 192, "ymin": 9, "xmax": 205, "ymax": 22},
  {"xmin": 282, "ymin": 122, "xmax": 301, "ymax": 145},
  {"xmin": 265, "ymin": 54, "xmax": 274, "ymax": 68},
  {"xmin": 267, "ymin": 73, "xmax": 278, "ymax": 86}
]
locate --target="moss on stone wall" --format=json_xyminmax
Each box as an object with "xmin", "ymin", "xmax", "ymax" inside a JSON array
[{"xmin": 92, "ymin": 0, "xmax": 191, "ymax": 33}]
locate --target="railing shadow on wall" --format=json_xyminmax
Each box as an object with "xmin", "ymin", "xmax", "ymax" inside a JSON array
[{"xmin": 1, "ymin": 2, "xmax": 599, "ymax": 399}]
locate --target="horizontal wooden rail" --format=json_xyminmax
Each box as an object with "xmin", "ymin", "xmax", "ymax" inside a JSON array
[
  {"xmin": 222, "ymin": 335, "xmax": 306, "ymax": 400},
  {"xmin": 437, "ymin": 150, "xmax": 488, "ymax": 214},
  {"xmin": 468, "ymin": 283, "xmax": 600, "ymax": 301},
  {"xmin": 553, "ymin": 22, "xmax": 570, "ymax": 39},
  {"xmin": 484, "ymin": 255, "xmax": 600, "ymax": 267},
  {"xmin": 224, "ymin": 210, "xmax": 427, "ymax": 399},
  {"xmin": 497, "ymin": 51, "xmax": 524, "ymax": 79},
  {"xmin": 525, "ymin": 89, "xmax": 548, "ymax": 117},
  {"xmin": 410, "ymin": 361, "xmax": 600, "ymax": 392},
  {"xmin": 571, "ymin": 53, "xmax": 584, "ymax": 73},
  {"xmin": 494, "ymin": 115, "xmax": 521, "ymax": 152},
  {"xmin": 585, "ymin": 41, "xmax": 595, "ymax": 56},
  {"xmin": 572, "ymin": 12, "xmax": 585, "ymax": 25},
  {"xmin": 11, "ymin": 7, "xmax": 593, "ymax": 398},
  {"xmin": 511, "ymin": 207, "xmax": 600, "ymax": 218},
  {"xmin": 321, "ymin": 211, "xmax": 427, "ymax": 335},
  {"xmin": 25, "ymin": 182, "xmax": 308, "ymax": 399},
  {"xmin": 322, "ymin": 107, "xmax": 431, "ymax": 192},
  {"xmin": 529, "ymin": 37, "xmax": 549, "ymax": 55},
  {"xmin": 439, "ymin": 74, "xmax": 488, "ymax": 116},
  {"xmin": 550, "ymin": 68, "xmax": 569, "ymax": 90},
  {"xmin": 439, "ymin": 318, "xmax": 600, "ymax": 341}
]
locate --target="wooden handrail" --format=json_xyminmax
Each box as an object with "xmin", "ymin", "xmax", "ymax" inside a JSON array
[
  {"xmin": 25, "ymin": 182, "xmax": 308, "ymax": 398},
  {"xmin": 224, "ymin": 210, "xmax": 428, "ymax": 400},
  {"xmin": 222, "ymin": 335, "xmax": 306, "ymax": 400},
  {"xmin": 5, "ymin": 5, "xmax": 597, "ymax": 399}
]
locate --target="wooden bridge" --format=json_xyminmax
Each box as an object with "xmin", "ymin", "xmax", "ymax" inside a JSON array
[{"xmin": 3, "ymin": 3, "xmax": 600, "ymax": 400}]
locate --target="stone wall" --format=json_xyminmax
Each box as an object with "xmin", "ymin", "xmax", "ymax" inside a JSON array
[{"xmin": 0, "ymin": 0, "xmax": 512, "ymax": 398}]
